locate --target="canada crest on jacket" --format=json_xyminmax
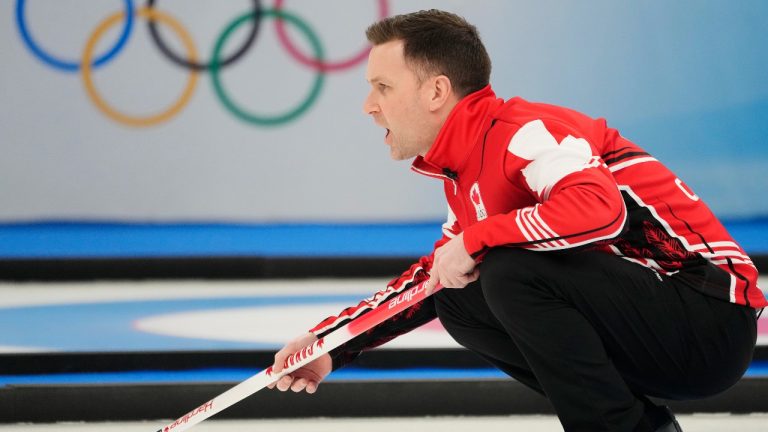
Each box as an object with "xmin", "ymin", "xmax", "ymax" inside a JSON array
[{"xmin": 470, "ymin": 182, "xmax": 488, "ymax": 221}]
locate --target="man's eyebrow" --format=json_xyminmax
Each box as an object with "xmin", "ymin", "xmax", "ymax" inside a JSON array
[{"xmin": 367, "ymin": 76, "xmax": 385, "ymax": 84}]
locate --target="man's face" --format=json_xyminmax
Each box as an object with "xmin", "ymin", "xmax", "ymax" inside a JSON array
[{"xmin": 363, "ymin": 40, "xmax": 436, "ymax": 160}]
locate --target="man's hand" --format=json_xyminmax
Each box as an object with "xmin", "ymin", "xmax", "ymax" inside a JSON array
[
  {"xmin": 267, "ymin": 332, "xmax": 332, "ymax": 394},
  {"xmin": 425, "ymin": 232, "xmax": 479, "ymax": 295}
]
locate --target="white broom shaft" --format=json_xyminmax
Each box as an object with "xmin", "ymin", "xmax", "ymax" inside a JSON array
[{"xmin": 157, "ymin": 280, "xmax": 439, "ymax": 432}]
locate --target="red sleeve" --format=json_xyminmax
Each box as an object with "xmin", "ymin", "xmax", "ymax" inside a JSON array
[
  {"xmin": 463, "ymin": 119, "xmax": 626, "ymax": 254},
  {"xmin": 309, "ymin": 208, "xmax": 458, "ymax": 337},
  {"xmin": 306, "ymin": 214, "xmax": 459, "ymax": 369},
  {"xmin": 308, "ymin": 254, "xmax": 434, "ymax": 337},
  {"xmin": 307, "ymin": 254, "xmax": 435, "ymax": 370}
]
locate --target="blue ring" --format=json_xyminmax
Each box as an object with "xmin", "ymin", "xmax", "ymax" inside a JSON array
[{"xmin": 15, "ymin": 0, "xmax": 135, "ymax": 72}]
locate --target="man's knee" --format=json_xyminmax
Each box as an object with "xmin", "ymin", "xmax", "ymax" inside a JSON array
[
  {"xmin": 434, "ymin": 284, "xmax": 483, "ymax": 346},
  {"xmin": 479, "ymin": 248, "xmax": 552, "ymax": 303},
  {"xmin": 434, "ymin": 282, "xmax": 479, "ymax": 327}
]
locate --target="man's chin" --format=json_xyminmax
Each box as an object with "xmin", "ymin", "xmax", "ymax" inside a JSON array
[
  {"xmin": 391, "ymin": 141, "xmax": 431, "ymax": 160},
  {"xmin": 387, "ymin": 143, "xmax": 419, "ymax": 161},
  {"xmin": 389, "ymin": 150, "xmax": 410, "ymax": 161}
]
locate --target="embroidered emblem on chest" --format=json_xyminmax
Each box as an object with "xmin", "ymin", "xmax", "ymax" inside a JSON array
[{"xmin": 470, "ymin": 182, "xmax": 488, "ymax": 221}]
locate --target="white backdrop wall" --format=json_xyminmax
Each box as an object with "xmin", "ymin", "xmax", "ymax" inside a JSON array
[{"xmin": 2, "ymin": 0, "xmax": 767, "ymax": 223}]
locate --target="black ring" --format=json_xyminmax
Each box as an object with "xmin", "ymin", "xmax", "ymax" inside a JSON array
[{"xmin": 145, "ymin": 0, "xmax": 263, "ymax": 71}]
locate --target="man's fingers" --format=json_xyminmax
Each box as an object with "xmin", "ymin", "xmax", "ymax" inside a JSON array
[
  {"xmin": 270, "ymin": 374, "xmax": 319, "ymax": 394},
  {"xmin": 425, "ymin": 274, "xmax": 437, "ymax": 295},
  {"xmin": 438, "ymin": 269, "xmax": 477, "ymax": 289},
  {"xmin": 440, "ymin": 267, "xmax": 462, "ymax": 288},
  {"xmin": 276, "ymin": 375, "xmax": 293, "ymax": 391},
  {"xmin": 444, "ymin": 275, "xmax": 463, "ymax": 289},
  {"xmin": 291, "ymin": 377, "xmax": 308, "ymax": 392},
  {"xmin": 469, "ymin": 268, "xmax": 480, "ymax": 281},
  {"xmin": 269, "ymin": 333, "xmax": 327, "ymax": 393},
  {"xmin": 456, "ymin": 269, "xmax": 479, "ymax": 286},
  {"xmin": 425, "ymin": 264, "xmax": 441, "ymax": 295}
]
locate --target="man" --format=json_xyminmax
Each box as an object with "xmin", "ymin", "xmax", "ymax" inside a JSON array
[{"xmin": 268, "ymin": 9, "xmax": 766, "ymax": 432}]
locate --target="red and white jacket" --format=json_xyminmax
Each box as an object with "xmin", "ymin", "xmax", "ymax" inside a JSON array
[{"xmin": 310, "ymin": 85, "xmax": 767, "ymax": 369}]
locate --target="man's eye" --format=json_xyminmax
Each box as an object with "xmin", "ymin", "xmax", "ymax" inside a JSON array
[{"xmin": 378, "ymin": 84, "xmax": 387, "ymax": 92}]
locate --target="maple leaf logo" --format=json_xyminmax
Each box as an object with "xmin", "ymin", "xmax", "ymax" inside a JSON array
[{"xmin": 471, "ymin": 187, "xmax": 481, "ymax": 204}]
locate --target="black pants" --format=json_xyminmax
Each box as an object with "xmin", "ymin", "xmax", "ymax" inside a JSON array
[{"xmin": 434, "ymin": 248, "xmax": 757, "ymax": 432}]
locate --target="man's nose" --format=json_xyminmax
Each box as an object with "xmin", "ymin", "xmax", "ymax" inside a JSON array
[{"xmin": 362, "ymin": 91, "xmax": 379, "ymax": 115}]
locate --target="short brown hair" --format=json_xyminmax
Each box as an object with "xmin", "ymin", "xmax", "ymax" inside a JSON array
[{"xmin": 366, "ymin": 9, "xmax": 491, "ymax": 98}]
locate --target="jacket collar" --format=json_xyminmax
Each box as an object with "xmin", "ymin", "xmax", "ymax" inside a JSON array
[{"xmin": 411, "ymin": 85, "xmax": 503, "ymax": 180}]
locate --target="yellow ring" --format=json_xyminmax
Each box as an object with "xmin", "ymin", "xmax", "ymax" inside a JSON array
[{"xmin": 81, "ymin": 7, "xmax": 199, "ymax": 127}]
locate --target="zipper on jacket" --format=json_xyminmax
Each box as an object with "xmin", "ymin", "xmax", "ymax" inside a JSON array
[
  {"xmin": 443, "ymin": 168, "xmax": 475, "ymax": 225},
  {"xmin": 443, "ymin": 168, "xmax": 459, "ymax": 195}
]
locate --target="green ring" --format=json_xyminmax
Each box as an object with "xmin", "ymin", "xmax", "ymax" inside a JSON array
[{"xmin": 210, "ymin": 9, "xmax": 325, "ymax": 126}]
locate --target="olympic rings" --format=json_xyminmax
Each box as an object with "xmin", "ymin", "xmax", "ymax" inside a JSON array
[
  {"xmin": 273, "ymin": 0, "xmax": 388, "ymax": 72},
  {"xmin": 15, "ymin": 1, "xmax": 390, "ymax": 127},
  {"xmin": 211, "ymin": 9, "xmax": 324, "ymax": 127},
  {"xmin": 15, "ymin": 0, "xmax": 135, "ymax": 72},
  {"xmin": 81, "ymin": 7, "xmax": 199, "ymax": 127},
  {"xmin": 146, "ymin": 0, "xmax": 263, "ymax": 72}
]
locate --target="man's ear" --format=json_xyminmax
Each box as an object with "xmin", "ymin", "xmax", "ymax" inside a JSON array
[{"xmin": 428, "ymin": 75, "xmax": 453, "ymax": 112}]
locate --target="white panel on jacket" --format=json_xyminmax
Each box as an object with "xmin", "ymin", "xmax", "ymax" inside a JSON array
[{"xmin": 507, "ymin": 120, "xmax": 594, "ymax": 200}]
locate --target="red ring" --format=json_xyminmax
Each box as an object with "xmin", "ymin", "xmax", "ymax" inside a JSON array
[{"xmin": 273, "ymin": 0, "xmax": 388, "ymax": 72}]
